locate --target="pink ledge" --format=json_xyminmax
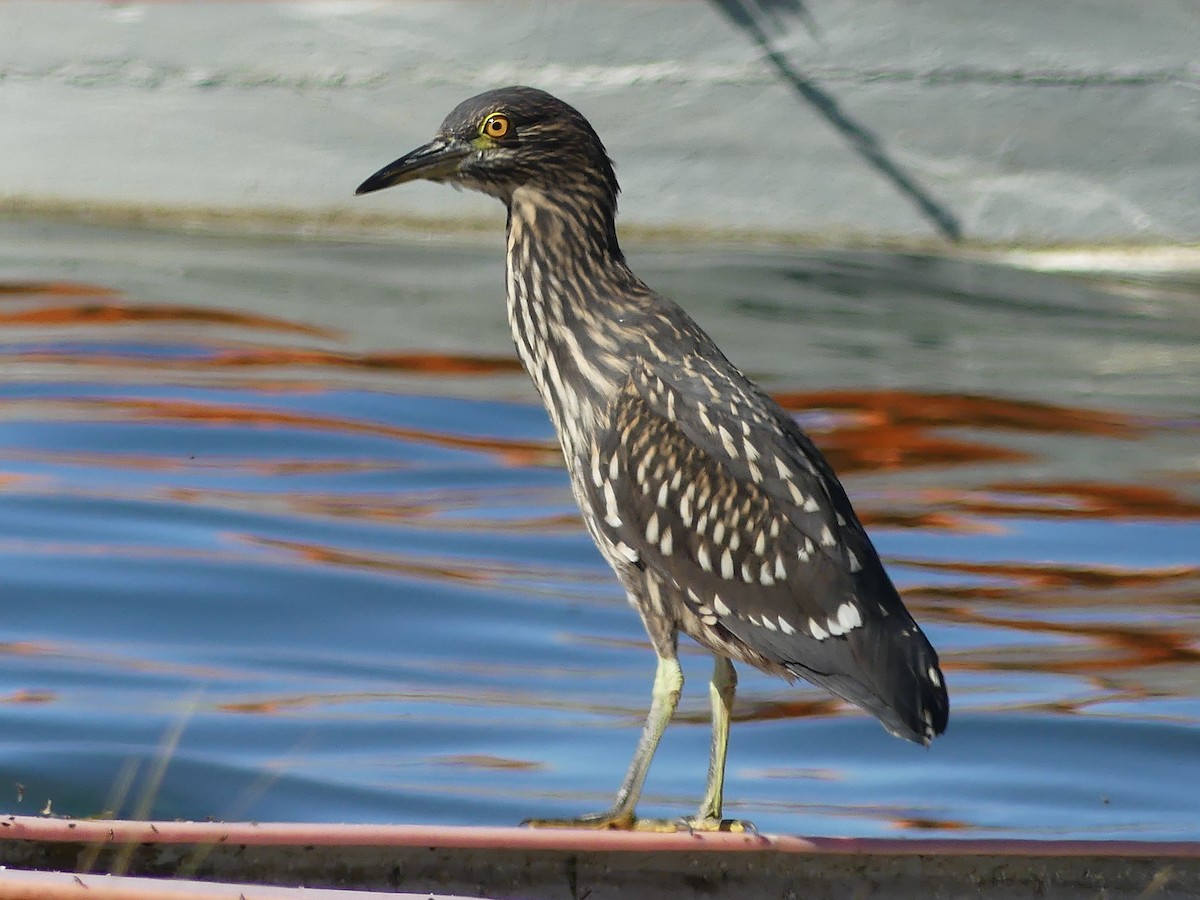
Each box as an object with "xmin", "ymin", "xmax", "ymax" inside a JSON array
[{"xmin": 2, "ymin": 816, "xmax": 1200, "ymax": 858}]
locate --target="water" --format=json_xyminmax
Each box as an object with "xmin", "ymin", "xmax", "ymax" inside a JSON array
[{"xmin": 1, "ymin": 217, "xmax": 1198, "ymax": 839}]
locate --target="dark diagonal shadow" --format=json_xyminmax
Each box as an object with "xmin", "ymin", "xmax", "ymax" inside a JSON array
[{"xmin": 711, "ymin": 0, "xmax": 963, "ymax": 242}]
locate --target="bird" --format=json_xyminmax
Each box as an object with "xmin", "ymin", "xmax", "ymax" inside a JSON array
[{"xmin": 356, "ymin": 86, "xmax": 948, "ymax": 832}]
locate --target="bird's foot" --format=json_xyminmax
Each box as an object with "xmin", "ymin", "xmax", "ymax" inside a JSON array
[
  {"xmin": 523, "ymin": 811, "xmax": 757, "ymax": 834},
  {"xmin": 522, "ymin": 809, "xmax": 638, "ymax": 830}
]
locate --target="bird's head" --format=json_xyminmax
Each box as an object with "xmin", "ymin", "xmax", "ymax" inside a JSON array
[{"xmin": 356, "ymin": 86, "xmax": 619, "ymax": 210}]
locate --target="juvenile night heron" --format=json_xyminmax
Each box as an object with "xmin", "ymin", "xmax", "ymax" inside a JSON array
[{"xmin": 357, "ymin": 86, "xmax": 948, "ymax": 831}]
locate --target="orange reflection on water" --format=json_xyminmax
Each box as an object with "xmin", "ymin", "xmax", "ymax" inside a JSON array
[
  {"xmin": 11, "ymin": 344, "xmax": 528, "ymax": 377},
  {"xmin": 966, "ymin": 481, "xmax": 1200, "ymax": 521},
  {"xmin": 0, "ymin": 689, "xmax": 56, "ymax": 704},
  {"xmin": 0, "ymin": 280, "xmax": 116, "ymax": 298},
  {"xmin": 434, "ymin": 754, "xmax": 545, "ymax": 771},
  {"xmin": 28, "ymin": 396, "xmax": 557, "ymax": 466},
  {"xmin": 248, "ymin": 535, "xmax": 490, "ymax": 584},
  {"xmin": 208, "ymin": 348, "xmax": 523, "ymax": 375},
  {"xmin": 216, "ymin": 685, "xmax": 640, "ymax": 720},
  {"xmin": 260, "ymin": 492, "xmax": 579, "ymax": 531},
  {"xmin": 0, "ymin": 637, "xmax": 235, "ymax": 681},
  {"xmin": 901, "ymin": 557, "xmax": 1200, "ymax": 592},
  {"xmin": 0, "ymin": 279, "xmax": 529, "ymax": 376},
  {"xmin": 219, "ymin": 694, "xmax": 338, "ymax": 715},
  {"xmin": 942, "ymin": 603, "xmax": 1200, "ymax": 674},
  {"xmin": 775, "ymin": 389, "xmax": 1142, "ymax": 437},
  {"xmin": 900, "ymin": 556, "xmax": 1200, "ymax": 687},
  {"xmin": 770, "ymin": 388, "xmax": 1144, "ymax": 474},
  {"xmin": 856, "ymin": 508, "xmax": 1000, "ymax": 534},
  {"xmin": 0, "ymin": 302, "xmax": 338, "ymax": 338},
  {"xmin": 243, "ymin": 534, "xmax": 609, "ymax": 607},
  {"xmin": 820, "ymin": 422, "xmax": 1028, "ymax": 473},
  {"xmin": 0, "ymin": 449, "xmax": 409, "ymax": 478},
  {"xmin": 0, "ymin": 641, "xmax": 54, "ymax": 658},
  {"xmin": 729, "ymin": 696, "xmax": 844, "ymax": 725},
  {"xmin": 890, "ymin": 816, "xmax": 972, "ymax": 832}
]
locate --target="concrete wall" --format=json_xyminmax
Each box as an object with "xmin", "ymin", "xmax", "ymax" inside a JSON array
[{"xmin": 2, "ymin": 0, "xmax": 1198, "ymax": 247}]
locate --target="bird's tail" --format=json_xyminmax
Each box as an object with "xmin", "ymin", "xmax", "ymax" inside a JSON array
[{"xmin": 786, "ymin": 612, "xmax": 948, "ymax": 745}]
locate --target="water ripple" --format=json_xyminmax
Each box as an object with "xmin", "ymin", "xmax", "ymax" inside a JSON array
[{"xmin": 0, "ymin": 228, "xmax": 1197, "ymax": 838}]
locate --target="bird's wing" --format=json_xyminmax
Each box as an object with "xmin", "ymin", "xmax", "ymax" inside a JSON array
[{"xmin": 585, "ymin": 356, "xmax": 947, "ymax": 743}]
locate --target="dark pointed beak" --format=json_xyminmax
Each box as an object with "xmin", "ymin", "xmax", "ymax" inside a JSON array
[{"xmin": 355, "ymin": 137, "xmax": 473, "ymax": 195}]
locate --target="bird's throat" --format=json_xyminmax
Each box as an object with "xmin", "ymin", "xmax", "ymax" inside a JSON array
[{"xmin": 504, "ymin": 189, "xmax": 632, "ymax": 460}]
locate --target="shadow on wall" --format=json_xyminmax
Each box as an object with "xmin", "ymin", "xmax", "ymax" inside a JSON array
[{"xmin": 711, "ymin": 0, "xmax": 964, "ymax": 243}]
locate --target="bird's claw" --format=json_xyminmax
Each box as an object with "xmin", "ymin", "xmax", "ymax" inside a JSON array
[{"xmin": 677, "ymin": 816, "xmax": 758, "ymax": 835}]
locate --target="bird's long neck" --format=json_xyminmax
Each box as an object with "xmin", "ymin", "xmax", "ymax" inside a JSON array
[{"xmin": 505, "ymin": 186, "xmax": 642, "ymax": 460}]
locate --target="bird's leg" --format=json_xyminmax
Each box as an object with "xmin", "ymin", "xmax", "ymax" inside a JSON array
[
  {"xmin": 524, "ymin": 654, "xmax": 683, "ymax": 830},
  {"xmin": 698, "ymin": 656, "xmax": 736, "ymax": 822},
  {"xmin": 680, "ymin": 656, "xmax": 754, "ymax": 833}
]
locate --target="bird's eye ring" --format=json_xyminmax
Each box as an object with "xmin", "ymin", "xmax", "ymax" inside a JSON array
[{"xmin": 481, "ymin": 113, "xmax": 510, "ymax": 140}]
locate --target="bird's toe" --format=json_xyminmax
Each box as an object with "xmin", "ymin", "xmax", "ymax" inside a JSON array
[{"xmin": 521, "ymin": 809, "xmax": 638, "ymax": 830}]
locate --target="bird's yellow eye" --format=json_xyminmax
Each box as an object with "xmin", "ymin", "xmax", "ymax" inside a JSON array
[{"xmin": 481, "ymin": 113, "xmax": 510, "ymax": 140}]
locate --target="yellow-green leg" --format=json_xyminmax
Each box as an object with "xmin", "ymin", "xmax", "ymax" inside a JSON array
[
  {"xmin": 525, "ymin": 654, "xmax": 683, "ymax": 830},
  {"xmin": 680, "ymin": 656, "xmax": 753, "ymax": 832}
]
